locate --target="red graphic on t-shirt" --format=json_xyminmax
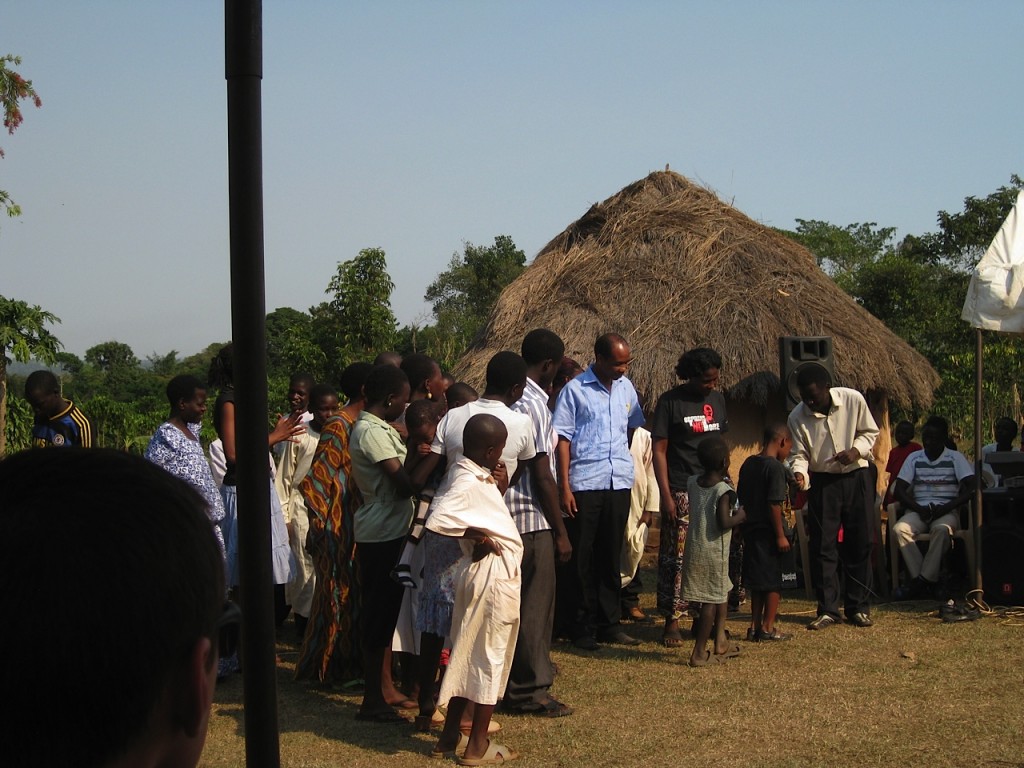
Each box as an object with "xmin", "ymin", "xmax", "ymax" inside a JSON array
[{"xmin": 703, "ymin": 404, "xmax": 714, "ymax": 422}]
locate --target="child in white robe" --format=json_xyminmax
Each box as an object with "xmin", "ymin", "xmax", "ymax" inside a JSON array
[{"xmin": 426, "ymin": 413, "xmax": 523, "ymax": 766}]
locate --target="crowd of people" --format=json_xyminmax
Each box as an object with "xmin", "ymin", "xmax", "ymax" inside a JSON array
[{"xmin": 6, "ymin": 331, "xmax": 997, "ymax": 767}]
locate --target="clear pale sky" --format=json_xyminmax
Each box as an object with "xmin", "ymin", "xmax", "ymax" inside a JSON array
[{"xmin": 3, "ymin": 2, "xmax": 1021, "ymax": 358}]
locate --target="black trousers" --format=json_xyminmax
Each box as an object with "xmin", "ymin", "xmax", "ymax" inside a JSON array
[
  {"xmin": 574, "ymin": 489, "xmax": 631, "ymax": 635},
  {"xmin": 807, "ymin": 469, "xmax": 874, "ymax": 620},
  {"xmin": 504, "ymin": 530, "xmax": 556, "ymax": 708},
  {"xmin": 356, "ymin": 537, "xmax": 405, "ymax": 650},
  {"xmin": 554, "ymin": 516, "xmax": 585, "ymax": 640}
]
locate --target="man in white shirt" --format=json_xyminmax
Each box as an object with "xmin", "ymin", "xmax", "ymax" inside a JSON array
[
  {"xmin": 893, "ymin": 416, "xmax": 975, "ymax": 599},
  {"xmin": 788, "ymin": 364, "xmax": 879, "ymax": 630}
]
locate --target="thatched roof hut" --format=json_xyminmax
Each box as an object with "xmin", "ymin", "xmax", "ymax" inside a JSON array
[{"xmin": 456, "ymin": 170, "xmax": 939, "ymax": 413}]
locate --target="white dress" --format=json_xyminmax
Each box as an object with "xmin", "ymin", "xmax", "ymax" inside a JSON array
[{"xmin": 425, "ymin": 458, "xmax": 523, "ymax": 706}]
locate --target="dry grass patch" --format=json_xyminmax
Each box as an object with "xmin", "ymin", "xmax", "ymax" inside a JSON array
[{"xmin": 201, "ymin": 576, "xmax": 1024, "ymax": 768}]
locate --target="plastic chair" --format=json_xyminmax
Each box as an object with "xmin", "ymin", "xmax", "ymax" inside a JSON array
[{"xmin": 886, "ymin": 500, "xmax": 975, "ymax": 591}]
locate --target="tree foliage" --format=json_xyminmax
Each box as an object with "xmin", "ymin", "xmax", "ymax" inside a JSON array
[
  {"xmin": 781, "ymin": 220, "xmax": 897, "ymax": 294},
  {"xmin": 1, "ymin": 55, "xmax": 42, "ymax": 221},
  {"xmin": 0, "ymin": 295, "xmax": 61, "ymax": 455},
  {"xmin": 420, "ymin": 235, "xmax": 526, "ymax": 367},
  {"xmin": 784, "ymin": 176, "xmax": 1024, "ymax": 445},
  {"xmin": 310, "ymin": 248, "xmax": 398, "ymax": 382}
]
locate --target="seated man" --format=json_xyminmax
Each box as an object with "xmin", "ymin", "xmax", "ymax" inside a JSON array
[
  {"xmin": 0, "ymin": 448, "xmax": 230, "ymax": 768},
  {"xmin": 981, "ymin": 415, "xmax": 1018, "ymax": 487},
  {"xmin": 892, "ymin": 416, "xmax": 975, "ymax": 600}
]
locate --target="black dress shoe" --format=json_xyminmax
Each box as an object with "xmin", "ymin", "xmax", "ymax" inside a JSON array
[
  {"xmin": 847, "ymin": 612, "xmax": 873, "ymax": 627},
  {"xmin": 806, "ymin": 614, "xmax": 837, "ymax": 630},
  {"xmin": 596, "ymin": 630, "xmax": 641, "ymax": 646},
  {"xmin": 572, "ymin": 635, "xmax": 600, "ymax": 650}
]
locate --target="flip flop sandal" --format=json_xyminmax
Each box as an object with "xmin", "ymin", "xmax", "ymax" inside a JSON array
[
  {"xmin": 714, "ymin": 644, "xmax": 742, "ymax": 658},
  {"xmin": 662, "ymin": 630, "xmax": 685, "ymax": 648},
  {"xmin": 687, "ymin": 650, "xmax": 727, "ymax": 668},
  {"xmin": 457, "ymin": 740, "xmax": 519, "ymax": 766},
  {"xmin": 430, "ymin": 733, "xmax": 469, "ymax": 760}
]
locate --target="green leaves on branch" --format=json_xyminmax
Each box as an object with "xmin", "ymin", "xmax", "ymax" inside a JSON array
[{"xmin": 420, "ymin": 235, "xmax": 525, "ymax": 368}]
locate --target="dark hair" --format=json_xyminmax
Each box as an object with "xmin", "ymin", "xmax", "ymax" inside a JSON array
[
  {"xmin": 521, "ymin": 329, "xmax": 564, "ymax": 366},
  {"xmin": 401, "ymin": 353, "xmax": 440, "ymax": 395},
  {"xmin": 762, "ymin": 421, "xmax": 789, "ymax": 447},
  {"xmin": 697, "ymin": 435, "xmax": 730, "ymax": 471},
  {"xmin": 485, "ymin": 351, "xmax": 527, "ymax": 394},
  {"xmin": 463, "ymin": 413, "xmax": 507, "ymax": 456},
  {"xmin": 795, "ymin": 363, "xmax": 832, "ymax": 390},
  {"xmin": 364, "ymin": 364, "xmax": 409, "ymax": 405},
  {"xmin": 373, "ymin": 351, "xmax": 403, "ymax": 367},
  {"xmin": 553, "ymin": 357, "xmax": 582, "ymax": 389},
  {"xmin": 0, "ymin": 449, "xmax": 224, "ymax": 767},
  {"xmin": 405, "ymin": 398, "xmax": 443, "ymax": 430},
  {"xmin": 308, "ymin": 383, "xmax": 338, "ymax": 406},
  {"xmin": 594, "ymin": 333, "xmax": 627, "ymax": 358},
  {"xmin": 675, "ymin": 348, "xmax": 722, "ymax": 380},
  {"xmin": 339, "ymin": 361, "xmax": 374, "ymax": 402},
  {"xmin": 446, "ymin": 382, "xmax": 479, "ymax": 408},
  {"xmin": 207, "ymin": 343, "xmax": 234, "ymax": 389},
  {"xmin": 922, "ymin": 415, "xmax": 950, "ymax": 441},
  {"xmin": 289, "ymin": 372, "xmax": 315, "ymax": 389},
  {"xmin": 166, "ymin": 374, "xmax": 205, "ymax": 407},
  {"xmin": 24, "ymin": 369, "xmax": 60, "ymax": 396},
  {"xmin": 994, "ymin": 415, "xmax": 1019, "ymax": 436}
]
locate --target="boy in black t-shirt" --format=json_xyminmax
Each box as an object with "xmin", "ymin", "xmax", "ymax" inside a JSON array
[{"xmin": 738, "ymin": 423, "xmax": 794, "ymax": 641}]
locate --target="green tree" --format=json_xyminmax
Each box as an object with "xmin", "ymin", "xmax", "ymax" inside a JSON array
[
  {"xmin": 145, "ymin": 350, "xmax": 179, "ymax": 377},
  {"xmin": 424, "ymin": 235, "xmax": 526, "ymax": 360},
  {"xmin": 0, "ymin": 295, "xmax": 62, "ymax": 455},
  {"xmin": 779, "ymin": 220, "xmax": 897, "ymax": 294},
  {"xmin": 265, "ymin": 306, "xmax": 325, "ymax": 381},
  {"xmin": 312, "ymin": 248, "xmax": 398, "ymax": 380},
  {"xmin": 85, "ymin": 341, "xmax": 139, "ymax": 371},
  {"xmin": 783, "ymin": 176, "xmax": 1024, "ymax": 444},
  {"xmin": 396, "ymin": 320, "xmax": 463, "ymax": 373},
  {"xmin": 1, "ymin": 55, "xmax": 42, "ymax": 221}
]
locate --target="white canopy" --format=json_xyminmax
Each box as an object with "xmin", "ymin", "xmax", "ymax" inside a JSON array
[{"xmin": 962, "ymin": 190, "xmax": 1024, "ymax": 331}]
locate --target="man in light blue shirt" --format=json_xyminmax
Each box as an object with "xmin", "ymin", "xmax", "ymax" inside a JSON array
[{"xmin": 553, "ymin": 333, "xmax": 646, "ymax": 647}]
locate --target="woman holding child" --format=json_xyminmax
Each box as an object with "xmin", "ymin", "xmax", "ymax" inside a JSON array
[{"xmin": 651, "ymin": 347, "xmax": 728, "ymax": 647}]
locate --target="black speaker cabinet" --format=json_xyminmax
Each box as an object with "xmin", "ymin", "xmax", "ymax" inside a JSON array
[
  {"xmin": 779, "ymin": 336, "xmax": 836, "ymax": 407},
  {"xmin": 982, "ymin": 524, "xmax": 1024, "ymax": 605}
]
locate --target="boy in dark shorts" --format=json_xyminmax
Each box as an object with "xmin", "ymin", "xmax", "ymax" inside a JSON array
[{"xmin": 738, "ymin": 422, "xmax": 794, "ymax": 642}]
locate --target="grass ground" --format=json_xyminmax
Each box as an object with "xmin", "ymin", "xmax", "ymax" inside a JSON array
[{"xmin": 200, "ymin": 570, "xmax": 1024, "ymax": 768}]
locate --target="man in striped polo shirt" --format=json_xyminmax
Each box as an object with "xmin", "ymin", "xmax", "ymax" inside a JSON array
[
  {"xmin": 502, "ymin": 329, "xmax": 573, "ymax": 718},
  {"xmin": 892, "ymin": 416, "xmax": 975, "ymax": 600}
]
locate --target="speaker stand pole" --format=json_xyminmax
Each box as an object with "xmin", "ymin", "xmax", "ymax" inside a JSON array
[{"xmin": 973, "ymin": 328, "xmax": 984, "ymax": 594}]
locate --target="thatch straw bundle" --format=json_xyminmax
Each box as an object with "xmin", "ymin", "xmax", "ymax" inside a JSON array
[{"xmin": 455, "ymin": 170, "xmax": 939, "ymax": 411}]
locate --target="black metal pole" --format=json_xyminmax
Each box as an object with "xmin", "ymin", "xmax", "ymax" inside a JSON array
[
  {"xmin": 973, "ymin": 328, "xmax": 984, "ymax": 594},
  {"xmin": 225, "ymin": 2, "xmax": 280, "ymax": 766}
]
